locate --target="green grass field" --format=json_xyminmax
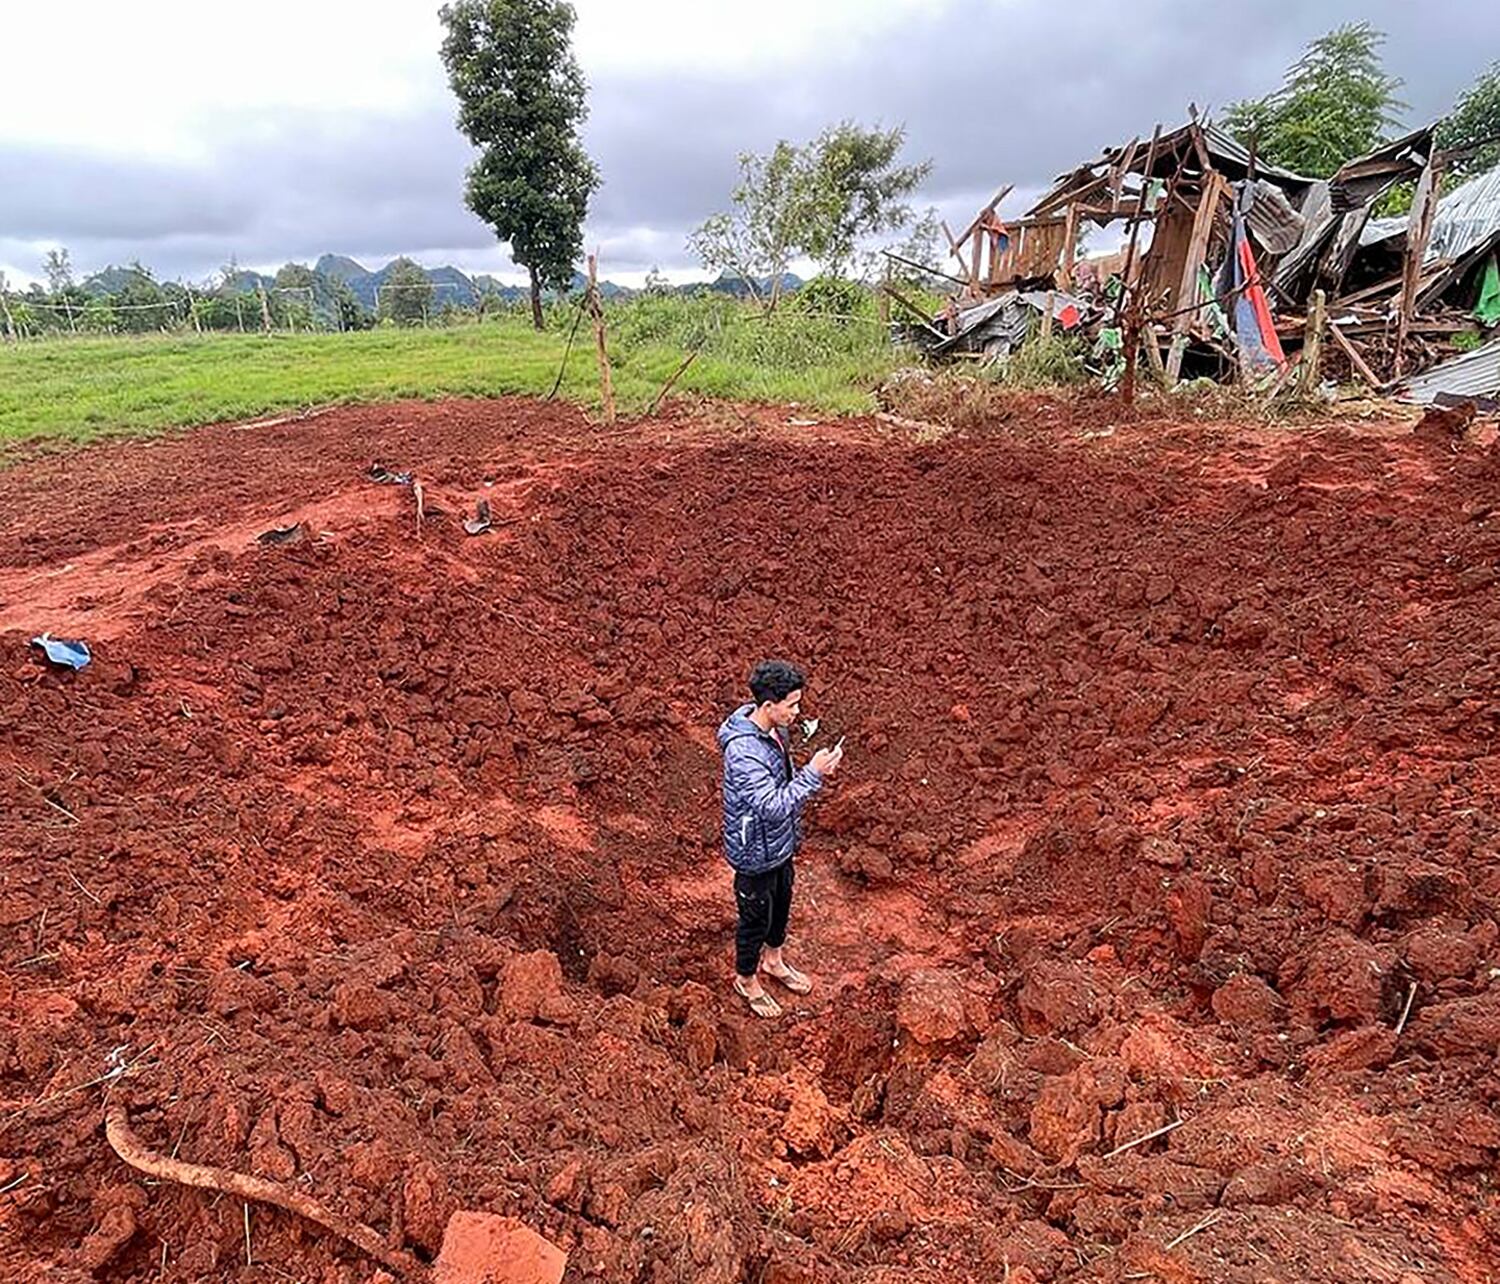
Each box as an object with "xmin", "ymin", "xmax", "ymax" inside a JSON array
[{"xmin": 0, "ymin": 301, "xmax": 906, "ymax": 452}]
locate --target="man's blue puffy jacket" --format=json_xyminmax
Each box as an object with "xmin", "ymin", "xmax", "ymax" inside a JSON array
[{"xmin": 717, "ymin": 704, "xmax": 824, "ymax": 873}]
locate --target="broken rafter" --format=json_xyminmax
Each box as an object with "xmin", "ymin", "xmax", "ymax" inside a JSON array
[
  {"xmin": 1029, "ymin": 172, "xmax": 1108, "ymax": 219},
  {"xmin": 1110, "ymin": 137, "xmax": 1141, "ymax": 210},
  {"xmin": 1333, "ymin": 270, "xmax": 1409, "ymax": 309},
  {"xmin": 1115, "ymin": 124, "xmax": 1164, "ymax": 326},
  {"xmin": 1116, "ymin": 123, "xmax": 1165, "ymax": 404},
  {"xmin": 1329, "ymin": 322, "xmax": 1383, "ymax": 389},
  {"xmin": 1163, "ymin": 168, "xmax": 1227, "ymax": 384},
  {"xmin": 939, "ymin": 220, "xmax": 975, "ymax": 286},
  {"xmin": 878, "ymin": 249, "xmax": 969, "ymax": 288},
  {"xmin": 1059, "ymin": 203, "xmax": 1079, "ymax": 292},
  {"xmin": 1185, "ymin": 106, "xmax": 1213, "ymax": 173},
  {"xmin": 956, "ymin": 184, "xmax": 1015, "ymax": 249},
  {"xmin": 883, "ymin": 282, "xmax": 950, "ymax": 340},
  {"xmin": 1074, "ymin": 201, "xmax": 1154, "ymax": 220}
]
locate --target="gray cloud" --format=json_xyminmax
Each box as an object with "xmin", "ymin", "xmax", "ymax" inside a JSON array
[{"xmin": 4, "ymin": 0, "xmax": 1498, "ymax": 284}]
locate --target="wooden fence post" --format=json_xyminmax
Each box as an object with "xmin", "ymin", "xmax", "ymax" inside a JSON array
[
  {"xmin": 1298, "ymin": 288, "xmax": 1327, "ymax": 394},
  {"xmin": 588, "ymin": 254, "xmax": 616, "ymax": 424}
]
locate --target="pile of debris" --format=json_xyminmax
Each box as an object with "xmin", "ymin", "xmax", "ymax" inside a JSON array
[{"xmin": 898, "ymin": 113, "xmax": 1500, "ymax": 403}]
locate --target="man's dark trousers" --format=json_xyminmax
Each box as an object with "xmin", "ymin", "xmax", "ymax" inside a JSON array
[{"xmin": 734, "ymin": 860, "xmax": 794, "ymax": 977}]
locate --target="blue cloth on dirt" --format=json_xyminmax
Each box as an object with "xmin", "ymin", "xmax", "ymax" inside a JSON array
[
  {"xmin": 30, "ymin": 635, "xmax": 91, "ymax": 670},
  {"xmin": 717, "ymin": 703, "xmax": 823, "ymax": 874}
]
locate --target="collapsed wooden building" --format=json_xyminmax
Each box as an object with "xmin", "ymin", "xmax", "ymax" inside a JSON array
[{"xmin": 913, "ymin": 113, "xmax": 1500, "ymax": 403}]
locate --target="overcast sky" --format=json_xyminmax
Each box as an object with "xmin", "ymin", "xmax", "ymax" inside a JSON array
[{"xmin": 3, "ymin": 0, "xmax": 1498, "ymax": 288}]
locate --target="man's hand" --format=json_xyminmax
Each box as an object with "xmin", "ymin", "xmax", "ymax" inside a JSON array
[{"xmin": 810, "ymin": 744, "xmax": 844, "ymax": 776}]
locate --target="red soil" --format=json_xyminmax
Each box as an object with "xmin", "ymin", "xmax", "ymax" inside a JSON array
[{"xmin": 2, "ymin": 395, "xmax": 1499, "ymax": 1283}]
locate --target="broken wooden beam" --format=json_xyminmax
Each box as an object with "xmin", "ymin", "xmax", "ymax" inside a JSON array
[
  {"xmin": 956, "ymin": 183, "xmax": 1015, "ymax": 248},
  {"xmin": 940, "ymin": 219, "xmax": 975, "ymax": 286},
  {"xmin": 1329, "ymin": 322, "xmax": 1382, "ymax": 389},
  {"xmin": 1394, "ymin": 156, "xmax": 1443, "ymax": 379},
  {"xmin": 1164, "ymin": 169, "xmax": 1226, "ymax": 383},
  {"xmin": 1298, "ymin": 288, "xmax": 1327, "ymax": 394}
]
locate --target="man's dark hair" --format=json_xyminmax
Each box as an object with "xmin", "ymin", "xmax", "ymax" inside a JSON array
[{"xmin": 749, "ymin": 659, "xmax": 806, "ymax": 706}]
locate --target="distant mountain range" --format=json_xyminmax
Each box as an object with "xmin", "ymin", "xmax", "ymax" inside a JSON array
[
  {"xmin": 314, "ymin": 255, "xmax": 494, "ymax": 310},
  {"xmin": 309, "ymin": 256, "xmax": 801, "ymax": 309},
  {"xmin": 80, "ymin": 256, "xmax": 804, "ymax": 313}
]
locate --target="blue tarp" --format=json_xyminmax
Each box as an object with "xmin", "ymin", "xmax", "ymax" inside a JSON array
[{"xmin": 30, "ymin": 634, "xmax": 91, "ymax": 670}]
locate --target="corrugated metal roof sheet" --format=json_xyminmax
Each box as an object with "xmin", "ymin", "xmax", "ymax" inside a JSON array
[
  {"xmin": 1200, "ymin": 125, "xmax": 1312, "ymax": 187},
  {"xmin": 1362, "ymin": 161, "xmax": 1500, "ymax": 261},
  {"xmin": 1397, "ymin": 334, "xmax": 1500, "ymax": 404},
  {"xmin": 1029, "ymin": 121, "xmax": 1313, "ymax": 217},
  {"xmin": 1246, "ymin": 180, "xmax": 1306, "ymax": 254}
]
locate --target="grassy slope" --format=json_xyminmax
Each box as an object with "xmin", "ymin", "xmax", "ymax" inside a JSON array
[{"xmin": 0, "ymin": 313, "xmax": 900, "ymax": 449}]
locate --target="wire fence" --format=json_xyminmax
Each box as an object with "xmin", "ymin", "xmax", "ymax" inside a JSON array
[
  {"xmin": 0, "ymin": 283, "xmax": 904, "ymax": 345},
  {"xmin": 0, "ymin": 279, "xmax": 442, "ymax": 341}
]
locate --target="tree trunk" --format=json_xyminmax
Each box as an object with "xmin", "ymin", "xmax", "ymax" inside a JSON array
[{"xmin": 529, "ymin": 265, "xmax": 544, "ymax": 331}]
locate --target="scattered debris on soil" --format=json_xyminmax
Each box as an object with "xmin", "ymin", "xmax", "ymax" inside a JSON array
[{"xmin": 3, "ymin": 395, "xmax": 1500, "ymax": 1282}]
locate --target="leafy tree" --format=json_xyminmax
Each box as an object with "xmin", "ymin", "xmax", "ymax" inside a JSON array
[
  {"xmin": 440, "ymin": 0, "xmax": 599, "ymax": 330},
  {"xmin": 691, "ymin": 123, "xmax": 931, "ymax": 308},
  {"xmin": 81, "ymin": 297, "xmax": 117, "ymax": 334},
  {"xmin": 378, "ymin": 257, "xmax": 434, "ymax": 325},
  {"xmin": 273, "ymin": 262, "xmax": 319, "ymax": 330},
  {"xmin": 1224, "ymin": 23, "xmax": 1405, "ymax": 178},
  {"xmin": 274, "ymin": 262, "xmax": 317, "ymax": 289},
  {"xmin": 690, "ymin": 141, "xmax": 811, "ymax": 310},
  {"xmin": 883, "ymin": 205, "xmax": 947, "ymax": 290},
  {"xmin": 20, "ymin": 255, "xmax": 88, "ymax": 333},
  {"xmin": 643, "ymin": 266, "xmax": 673, "ymax": 297},
  {"xmin": 330, "ymin": 279, "xmax": 372, "ymax": 331},
  {"xmin": 0, "ymin": 270, "xmax": 18, "ymax": 341},
  {"xmin": 1438, "ymin": 60, "xmax": 1500, "ymax": 181},
  {"xmin": 801, "ymin": 122, "xmax": 931, "ymax": 278},
  {"xmin": 43, "ymin": 248, "xmax": 74, "ymax": 294},
  {"xmin": 790, "ymin": 274, "xmax": 870, "ymax": 320},
  {"xmin": 114, "ymin": 262, "xmax": 172, "ymax": 334}
]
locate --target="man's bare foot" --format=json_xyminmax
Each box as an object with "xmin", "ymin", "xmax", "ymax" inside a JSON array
[
  {"xmin": 760, "ymin": 960, "xmax": 813, "ymax": 994},
  {"xmin": 733, "ymin": 976, "xmax": 782, "ymax": 1019}
]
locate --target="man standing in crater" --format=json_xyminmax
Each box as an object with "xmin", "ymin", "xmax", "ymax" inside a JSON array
[{"xmin": 717, "ymin": 659, "xmax": 842, "ymax": 1019}]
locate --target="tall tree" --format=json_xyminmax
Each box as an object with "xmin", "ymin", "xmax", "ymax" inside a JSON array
[
  {"xmin": 1224, "ymin": 23, "xmax": 1404, "ymax": 178},
  {"xmin": 43, "ymin": 248, "xmax": 73, "ymax": 294},
  {"xmin": 1438, "ymin": 60, "xmax": 1500, "ymax": 181},
  {"xmin": 440, "ymin": 0, "xmax": 598, "ymax": 329},
  {"xmin": 274, "ymin": 262, "xmax": 317, "ymax": 289}
]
